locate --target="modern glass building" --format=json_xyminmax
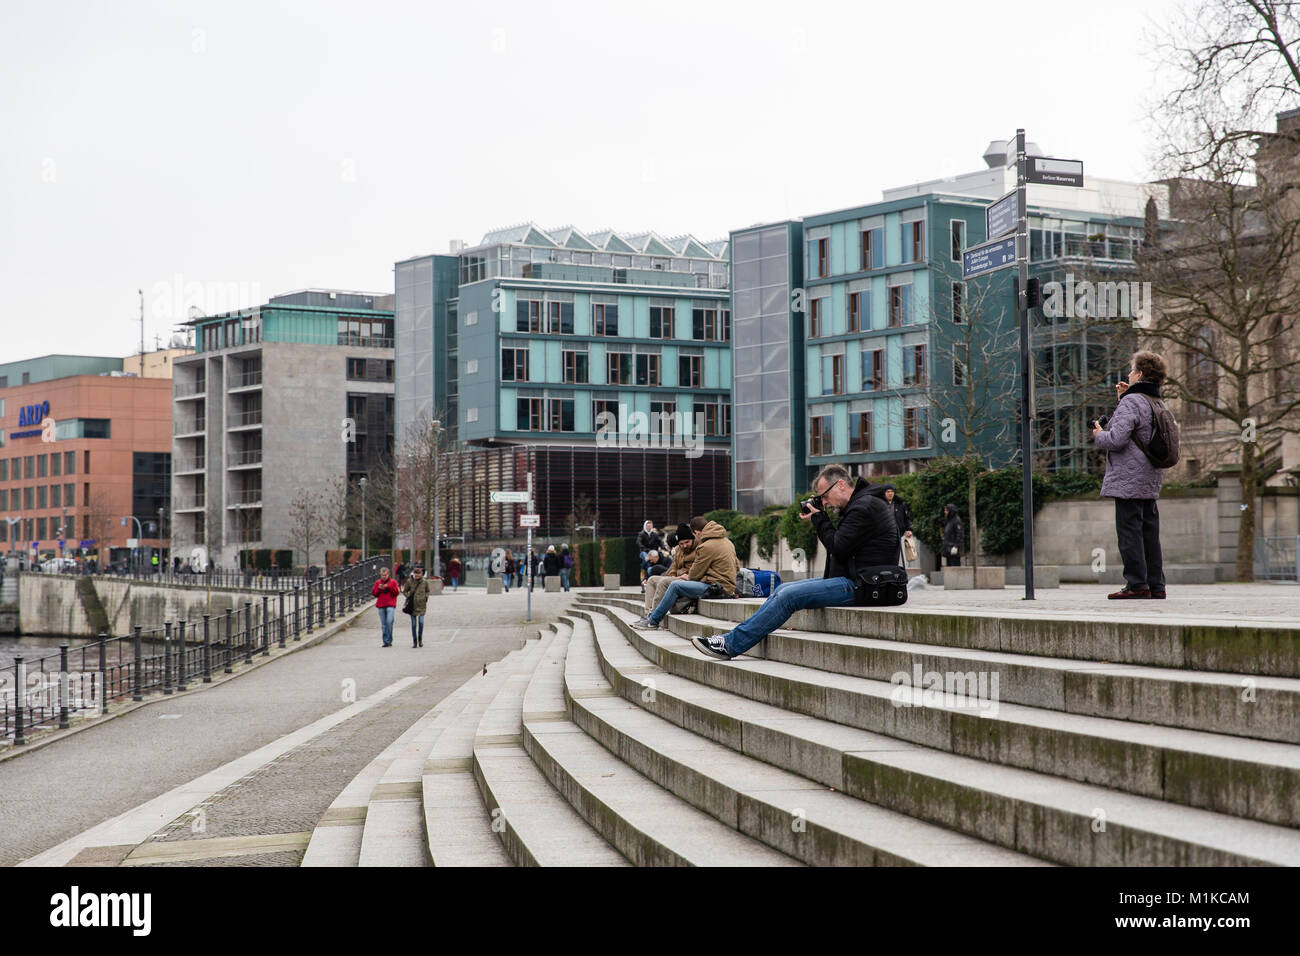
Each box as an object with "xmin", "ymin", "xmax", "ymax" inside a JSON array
[
  {"xmin": 731, "ymin": 142, "xmax": 1166, "ymax": 509},
  {"xmin": 394, "ymin": 224, "xmax": 734, "ymax": 541},
  {"xmin": 173, "ymin": 290, "xmax": 395, "ymax": 566}
]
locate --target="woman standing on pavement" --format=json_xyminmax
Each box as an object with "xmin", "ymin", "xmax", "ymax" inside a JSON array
[
  {"xmin": 403, "ymin": 565, "xmax": 430, "ymax": 647},
  {"xmin": 503, "ymin": 550, "xmax": 516, "ymax": 593},
  {"xmin": 371, "ymin": 566, "xmax": 401, "ymax": 648}
]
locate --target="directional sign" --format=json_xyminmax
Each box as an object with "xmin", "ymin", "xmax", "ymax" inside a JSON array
[
  {"xmin": 962, "ymin": 235, "xmax": 1018, "ymax": 280},
  {"xmin": 1027, "ymin": 156, "xmax": 1084, "ymax": 187},
  {"xmin": 519, "ymin": 514, "xmax": 540, "ymax": 528},
  {"xmin": 491, "ymin": 490, "xmax": 530, "ymax": 504},
  {"xmin": 127, "ymin": 538, "xmax": 139, "ymax": 548},
  {"xmin": 986, "ymin": 190, "xmax": 1017, "ymax": 240}
]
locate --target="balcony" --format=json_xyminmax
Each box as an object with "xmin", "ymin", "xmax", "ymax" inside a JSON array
[
  {"xmin": 174, "ymin": 495, "xmax": 206, "ymax": 512},
  {"xmin": 229, "ymin": 371, "xmax": 263, "ymax": 390},
  {"xmin": 173, "ymin": 418, "xmax": 205, "ymax": 437},
  {"xmin": 227, "ymin": 489, "xmax": 263, "ymax": 507},
  {"xmin": 173, "ymin": 457, "xmax": 206, "ymax": 474},
  {"xmin": 175, "ymin": 380, "xmax": 206, "ymax": 400},
  {"xmin": 228, "ymin": 449, "xmax": 263, "ymax": 468},
  {"xmin": 228, "ymin": 410, "xmax": 263, "ymax": 429},
  {"xmin": 337, "ymin": 334, "xmax": 393, "ymax": 349}
]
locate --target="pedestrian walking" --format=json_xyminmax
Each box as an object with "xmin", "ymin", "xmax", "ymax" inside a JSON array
[
  {"xmin": 403, "ymin": 565, "xmax": 430, "ymax": 647},
  {"xmin": 448, "ymin": 554, "xmax": 461, "ymax": 590},
  {"xmin": 883, "ymin": 485, "xmax": 917, "ymax": 566},
  {"xmin": 503, "ymin": 550, "xmax": 515, "ymax": 592},
  {"xmin": 560, "ymin": 544, "xmax": 573, "ymax": 591},
  {"xmin": 1092, "ymin": 350, "xmax": 1172, "ymax": 599},
  {"xmin": 942, "ymin": 504, "xmax": 963, "ymax": 567},
  {"xmin": 371, "ymin": 566, "xmax": 400, "ymax": 647}
]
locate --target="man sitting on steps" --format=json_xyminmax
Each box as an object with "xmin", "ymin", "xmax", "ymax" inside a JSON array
[
  {"xmin": 632, "ymin": 516, "xmax": 737, "ymax": 629},
  {"xmin": 691, "ymin": 463, "xmax": 897, "ymax": 660}
]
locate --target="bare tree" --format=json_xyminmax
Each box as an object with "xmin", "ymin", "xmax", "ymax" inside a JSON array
[
  {"xmin": 287, "ymin": 488, "xmax": 324, "ymax": 569},
  {"xmin": 1144, "ymin": 0, "xmax": 1300, "ymax": 580},
  {"xmin": 83, "ymin": 489, "xmax": 117, "ymax": 566},
  {"xmin": 401, "ymin": 408, "xmax": 463, "ymax": 575}
]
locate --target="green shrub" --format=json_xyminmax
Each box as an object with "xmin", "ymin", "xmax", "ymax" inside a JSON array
[{"xmin": 1043, "ymin": 470, "xmax": 1102, "ymax": 500}]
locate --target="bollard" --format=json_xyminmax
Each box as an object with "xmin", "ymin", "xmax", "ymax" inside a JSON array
[
  {"xmin": 98, "ymin": 633, "xmax": 108, "ymax": 715},
  {"xmin": 13, "ymin": 656, "xmax": 25, "ymax": 745},
  {"xmin": 59, "ymin": 643, "xmax": 70, "ymax": 729},
  {"xmin": 294, "ymin": 587, "xmax": 301, "ymax": 641},
  {"xmin": 202, "ymin": 614, "xmax": 212, "ymax": 683},
  {"xmin": 278, "ymin": 592, "xmax": 286, "ymax": 648},
  {"xmin": 261, "ymin": 595, "xmax": 270, "ymax": 656},
  {"xmin": 244, "ymin": 601, "xmax": 253, "ymax": 665},
  {"xmin": 224, "ymin": 608, "xmax": 234, "ymax": 674},
  {"xmin": 177, "ymin": 620, "xmax": 188, "ymax": 691},
  {"xmin": 163, "ymin": 622, "xmax": 173, "ymax": 695},
  {"xmin": 133, "ymin": 626, "xmax": 144, "ymax": 701}
]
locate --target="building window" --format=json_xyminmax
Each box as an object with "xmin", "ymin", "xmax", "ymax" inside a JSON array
[
  {"xmin": 37, "ymin": 454, "xmax": 47, "ymax": 478},
  {"xmin": 0, "ymin": 459, "xmax": 5, "ymax": 481},
  {"xmin": 954, "ymin": 345, "xmax": 968, "ymax": 387},
  {"xmin": 64, "ymin": 451, "xmax": 75, "ymax": 474},
  {"xmin": 901, "ymin": 220, "xmax": 925, "ymax": 263},
  {"xmin": 547, "ymin": 300, "xmax": 574, "ymax": 334},
  {"xmin": 692, "ymin": 305, "xmax": 728, "ymax": 341},
  {"xmin": 517, "ymin": 299, "xmax": 543, "ymax": 333},
  {"xmin": 593, "ymin": 299, "xmax": 619, "ymax": 336},
  {"xmin": 635, "ymin": 353, "xmax": 661, "ymax": 386},
  {"xmin": 817, "ymin": 238, "xmax": 829, "ymax": 277},
  {"xmin": 904, "ymin": 345, "xmax": 927, "ymax": 387},
  {"xmin": 701, "ymin": 397, "xmax": 730, "ymax": 436},
  {"xmin": 848, "ymin": 292, "xmax": 862, "ymax": 333},
  {"xmin": 821, "ymin": 353, "xmax": 843, "ymax": 395},
  {"xmin": 65, "ymin": 483, "xmax": 74, "ymax": 506},
  {"xmin": 649, "ymin": 399, "xmax": 676, "ymax": 437},
  {"xmin": 889, "ymin": 285, "xmax": 913, "ymax": 327},
  {"xmin": 50, "ymin": 453, "xmax": 60, "ymax": 477},
  {"xmin": 864, "ymin": 349, "xmax": 885, "ymax": 391},
  {"xmin": 465, "ymin": 407, "xmax": 478, "ymax": 423},
  {"xmin": 346, "ymin": 358, "xmax": 366, "ymax": 380},
  {"xmin": 952, "ymin": 282, "xmax": 965, "ymax": 323},
  {"xmin": 904, "ymin": 407, "xmax": 929, "ymax": 448},
  {"xmin": 547, "ymin": 397, "xmax": 575, "ymax": 432},
  {"xmin": 37, "ymin": 517, "xmax": 47, "ymax": 541},
  {"xmin": 517, "ymin": 397, "xmax": 544, "ymax": 431},
  {"xmin": 860, "ymin": 228, "xmax": 883, "ymax": 270},
  {"xmin": 951, "ymin": 220, "xmax": 966, "ymax": 261},
  {"xmin": 679, "ymin": 354, "xmax": 702, "ymax": 388},
  {"xmin": 50, "ymin": 484, "xmax": 60, "ymax": 508},
  {"xmin": 501, "ymin": 347, "xmax": 529, "ymax": 382},
  {"xmin": 809, "ymin": 298, "xmax": 823, "ymax": 338},
  {"xmin": 810, "ymin": 415, "xmax": 833, "ymax": 456},
  {"xmin": 650, "ymin": 304, "xmax": 675, "ymax": 339},
  {"xmin": 592, "ymin": 397, "xmax": 620, "ymax": 432},
  {"xmin": 24, "ymin": 487, "xmax": 34, "ymax": 510},
  {"xmin": 849, "ymin": 411, "xmax": 872, "ymax": 453},
  {"xmin": 562, "ymin": 349, "xmax": 588, "ymax": 384},
  {"xmin": 37, "ymin": 485, "xmax": 46, "ymax": 509},
  {"xmin": 607, "ymin": 351, "xmax": 632, "ymax": 385}
]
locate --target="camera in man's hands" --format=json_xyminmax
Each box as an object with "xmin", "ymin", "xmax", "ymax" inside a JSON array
[{"xmin": 800, "ymin": 495, "xmax": 823, "ymax": 516}]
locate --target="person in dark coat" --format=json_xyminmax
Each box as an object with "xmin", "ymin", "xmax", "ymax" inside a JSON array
[
  {"xmin": 942, "ymin": 504, "xmax": 964, "ymax": 567},
  {"xmin": 543, "ymin": 546, "xmax": 561, "ymax": 577},
  {"xmin": 882, "ymin": 484, "xmax": 913, "ymax": 564},
  {"xmin": 690, "ymin": 464, "xmax": 897, "ymax": 660},
  {"xmin": 1093, "ymin": 350, "xmax": 1169, "ymax": 599}
]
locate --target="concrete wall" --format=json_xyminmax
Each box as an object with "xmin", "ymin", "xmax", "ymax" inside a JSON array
[{"xmin": 18, "ymin": 574, "xmax": 273, "ymax": 637}]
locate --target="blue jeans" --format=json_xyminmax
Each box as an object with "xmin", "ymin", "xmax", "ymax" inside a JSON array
[
  {"xmin": 647, "ymin": 579, "xmax": 709, "ymax": 624},
  {"xmin": 410, "ymin": 613, "xmax": 424, "ymax": 643},
  {"xmin": 560, "ymin": 568, "xmax": 570, "ymax": 591},
  {"xmin": 724, "ymin": 576, "xmax": 856, "ymax": 657},
  {"xmin": 377, "ymin": 606, "xmax": 395, "ymax": 645}
]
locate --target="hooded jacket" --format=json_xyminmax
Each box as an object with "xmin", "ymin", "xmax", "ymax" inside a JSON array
[
  {"xmin": 402, "ymin": 575, "xmax": 430, "ymax": 615},
  {"xmin": 637, "ymin": 523, "xmax": 664, "ymax": 553},
  {"xmin": 372, "ymin": 576, "xmax": 400, "ymax": 608},
  {"xmin": 687, "ymin": 520, "xmax": 739, "ymax": 595},
  {"xmin": 666, "ymin": 539, "xmax": 696, "ymax": 576},
  {"xmin": 811, "ymin": 479, "xmax": 899, "ymax": 582},
  {"xmin": 942, "ymin": 506, "xmax": 964, "ymax": 555},
  {"xmin": 883, "ymin": 484, "xmax": 912, "ymax": 535},
  {"xmin": 1094, "ymin": 381, "xmax": 1166, "ymax": 500}
]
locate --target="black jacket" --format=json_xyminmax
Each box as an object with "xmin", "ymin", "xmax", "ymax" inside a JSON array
[
  {"xmin": 888, "ymin": 496, "xmax": 912, "ymax": 535},
  {"xmin": 543, "ymin": 552, "xmax": 560, "ymax": 575},
  {"xmin": 811, "ymin": 479, "xmax": 900, "ymax": 582},
  {"xmin": 942, "ymin": 512, "xmax": 964, "ymax": 554},
  {"xmin": 637, "ymin": 528, "xmax": 664, "ymax": 553}
]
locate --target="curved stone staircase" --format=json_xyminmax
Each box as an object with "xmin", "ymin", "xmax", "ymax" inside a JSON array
[{"xmin": 304, "ymin": 592, "xmax": 1300, "ymax": 867}]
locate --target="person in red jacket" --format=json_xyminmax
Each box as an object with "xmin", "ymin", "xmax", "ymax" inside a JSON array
[{"xmin": 371, "ymin": 566, "xmax": 400, "ymax": 647}]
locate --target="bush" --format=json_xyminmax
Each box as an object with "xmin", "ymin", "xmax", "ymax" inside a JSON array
[
  {"xmin": 576, "ymin": 537, "xmax": 638, "ymax": 585},
  {"xmin": 274, "ymin": 549, "xmax": 294, "ymax": 569},
  {"xmin": 1043, "ymin": 470, "xmax": 1102, "ymax": 500}
]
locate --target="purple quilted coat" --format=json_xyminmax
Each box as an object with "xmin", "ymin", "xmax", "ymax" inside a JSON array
[{"xmin": 1094, "ymin": 386, "xmax": 1166, "ymax": 500}]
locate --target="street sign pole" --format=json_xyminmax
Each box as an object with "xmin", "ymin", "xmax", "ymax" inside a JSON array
[
  {"xmin": 525, "ymin": 471, "xmax": 533, "ymax": 623},
  {"xmin": 1016, "ymin": 128, "xmax": 1036, "ymax": 601}
]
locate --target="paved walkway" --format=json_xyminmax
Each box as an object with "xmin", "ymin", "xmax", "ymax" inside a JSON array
[{"xmin": 1, "ymin": 587, "xmax": 579, "ymax": 867}]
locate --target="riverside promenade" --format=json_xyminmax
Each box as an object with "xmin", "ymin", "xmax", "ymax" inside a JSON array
[{"xmin": 4, "ymin": 582, "xmax": 1297, "ymax": 867}]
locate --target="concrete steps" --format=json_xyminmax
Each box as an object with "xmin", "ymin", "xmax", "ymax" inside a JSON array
[
  {"xmin": 580, "ymin": 600, "xmax": 1300, "ymax": 830},
  {"xmin": 471, "ymin": 621, "xmax": 629, "ymax": 866},
  {"xmin": 576, "ymin": 601, "xmax": 1300, "ymax": 866},
  {"xmin": 521, "ymin": 615, "xmax": 801, "ymax": 866}
]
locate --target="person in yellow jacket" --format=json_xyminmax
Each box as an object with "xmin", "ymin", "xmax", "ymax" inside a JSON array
[{"xmin": 633, "ymin": 516, "xmax": 738, "ymax": 630}]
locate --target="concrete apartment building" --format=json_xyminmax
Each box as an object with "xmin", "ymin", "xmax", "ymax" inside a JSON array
[
  {"xmin": 731, "ymin": 140, "xmax": 1168, "ymax": 511},
  {"xmin": 171, "ymin": 290, "xmax": 395, "ymax": 567},
  {"xmin": 394, "ymin": 225, "xmax": 734, "ymax": 542}
]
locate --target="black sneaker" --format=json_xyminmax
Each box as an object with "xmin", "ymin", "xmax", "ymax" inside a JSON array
[{"xmin": 691, "ymin": 634, "xmax": 734, "ymax": 660}]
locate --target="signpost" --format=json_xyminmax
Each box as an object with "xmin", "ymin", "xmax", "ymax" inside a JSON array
[
  {"xmin": 1026, "ymin": 156, "xmax": 1084, "ymax": 188},
  {"xmin": 524, "ymin": 473, "xmax": 534, "ymax": 623},
  {"xmin": 985, "ymin": 190, "xmax": 1017, "ymax": 241},
  {"xmin": 962, "ymin": 235, "xmax": 1018, "ymax": 280},
  {"xmin": 490, "ymin": 490, "xmax": 530, "ymax": 504},
  {"xmin": 519, "ymin": 514, "xmax": 540, "ymax": 528}
]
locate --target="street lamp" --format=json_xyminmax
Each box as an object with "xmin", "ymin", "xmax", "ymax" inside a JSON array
[
  {"xmin": 158, "ymin": 506, "xmax": 166, "ymax": 571},
  {"xmin": 575, "ymin": 523, "xmax": 597, "ymax": 543},
  {"xmin": 358, "ymin": 476, "xmax": 368, "ymax": 560},
  {"xmin": 431, "ymin": 419, "xmax": 441, "ymax": 579},
  {"xmin": 123, "ymin": 515, "xmax": 144, "ymax": 572}
]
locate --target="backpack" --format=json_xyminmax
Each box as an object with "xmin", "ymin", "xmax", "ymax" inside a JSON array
[
  {"xmin": 736, "ymin": 568, "xmax": 781, "ymax": 598},
  {"xmin": 1131, "ymin": 394, "xmax": 1181, "ymax": 469}
]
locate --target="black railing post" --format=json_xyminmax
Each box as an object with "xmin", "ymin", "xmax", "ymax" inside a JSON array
[
  {"xmin": 244, "ymin": 601, "xmax": 253, "ymax": 665},
  {"xmin": 202, "ymin": 614, "xmax": 212, "ymax": 683},
  {"xmin": 59, "ymin": 643, "xmax": 70, "ymax": 729},
  {"xmin": 13, "ymin": 656, "xmax": 25, "ymax": 745},
  {"xmin": 278, "ymin": 591, "xmax": 286, "ymax": 648},
  {"xmin": 224, "ymin": 608, "xmax": 234, "ymax": 674},
  {"xmin": 163, "ymin": 621, "xmax": 173, "ymax": 695},
  {"xmin": 261, "ymin": 595, "xmax": 270, "ymax": 656},
  {"xmin": 328, "ymin": 574, "xmax": 336, "ymax": 622},
  {"xmin": 294, "ymin": 587, "xmax": 301, "ymax": 641},
  {"xmin": 132, "ymin": 626, "xmax": 144, "ymax": 701},
  {"xmin": 98, "ymin": 633, "xmax": 108, "ymax": 715},
  {"xmin": 177, "ymin": 620, "xmax": 188, "ymax": 691},
  {"xmin": 306, "ymin": 578, "xmax": 314, "ymax": 633}
]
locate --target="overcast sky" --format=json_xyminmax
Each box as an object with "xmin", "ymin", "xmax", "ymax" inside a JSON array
[{"xmin": 1, "ymin": 0, "xmax": 1182, "ymax": 363}]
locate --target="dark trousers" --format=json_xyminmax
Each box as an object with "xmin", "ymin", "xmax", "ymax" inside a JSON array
[
  {"xmin": 1115, "ymin": 498, "xmax": 1165, "ymax": 591},
  {"xmin": 945, "ymin": 553, "xmax": 961, "ymax": 566}
]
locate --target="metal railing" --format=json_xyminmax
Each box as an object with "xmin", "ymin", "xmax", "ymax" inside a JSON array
[
  {"xmin": 1, "ymin": 556, "xmax": 390, "ymax": 743},
  {"xmin": 90, "ymin": 566, "xmax": 309, "ymax": 589},
  {"xmin": 174, "ymin": 380, "xmax": 206, "ymax": 398},
  {"xmin": 1256, "ymin": 535, "xmax": 1300, "ymax": 581},
  {"xmin": 173, "ymin": 495, "xmax": 206, "ymax": 510},
  {"xmin": 228, "ymin": 449, "xmax": 263, "ymax": 467},
  {"xmin": 173, "ymin": 419, "xmax": 205, "ymax": 435},
  {"xmin": 227, "ymin": 489, "xmax": 262, "ymax": 505},
  {"xmin": 337, "ymin": 334, "xmax": 393, "ymax": 349},
  {"xmin": 173, "ymin": 457, "xmax": 206, "ymax": 473},
  {"xmin": 228, "ymin": 410, "xmax": 263, "ymax": 428},
  {"xmin": 230, "ymin": 371, "xmax": 263, "ymax": 389}
]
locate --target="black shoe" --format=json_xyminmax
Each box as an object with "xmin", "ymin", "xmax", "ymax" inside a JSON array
[{"xmin": 691, "ymin": 634, "xmax": 735, "ymax": 660}]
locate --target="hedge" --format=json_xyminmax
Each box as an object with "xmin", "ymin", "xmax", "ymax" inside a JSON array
[{"xmin": 577, "ymin": 537, "xmax": 640, "ymax": 586}]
